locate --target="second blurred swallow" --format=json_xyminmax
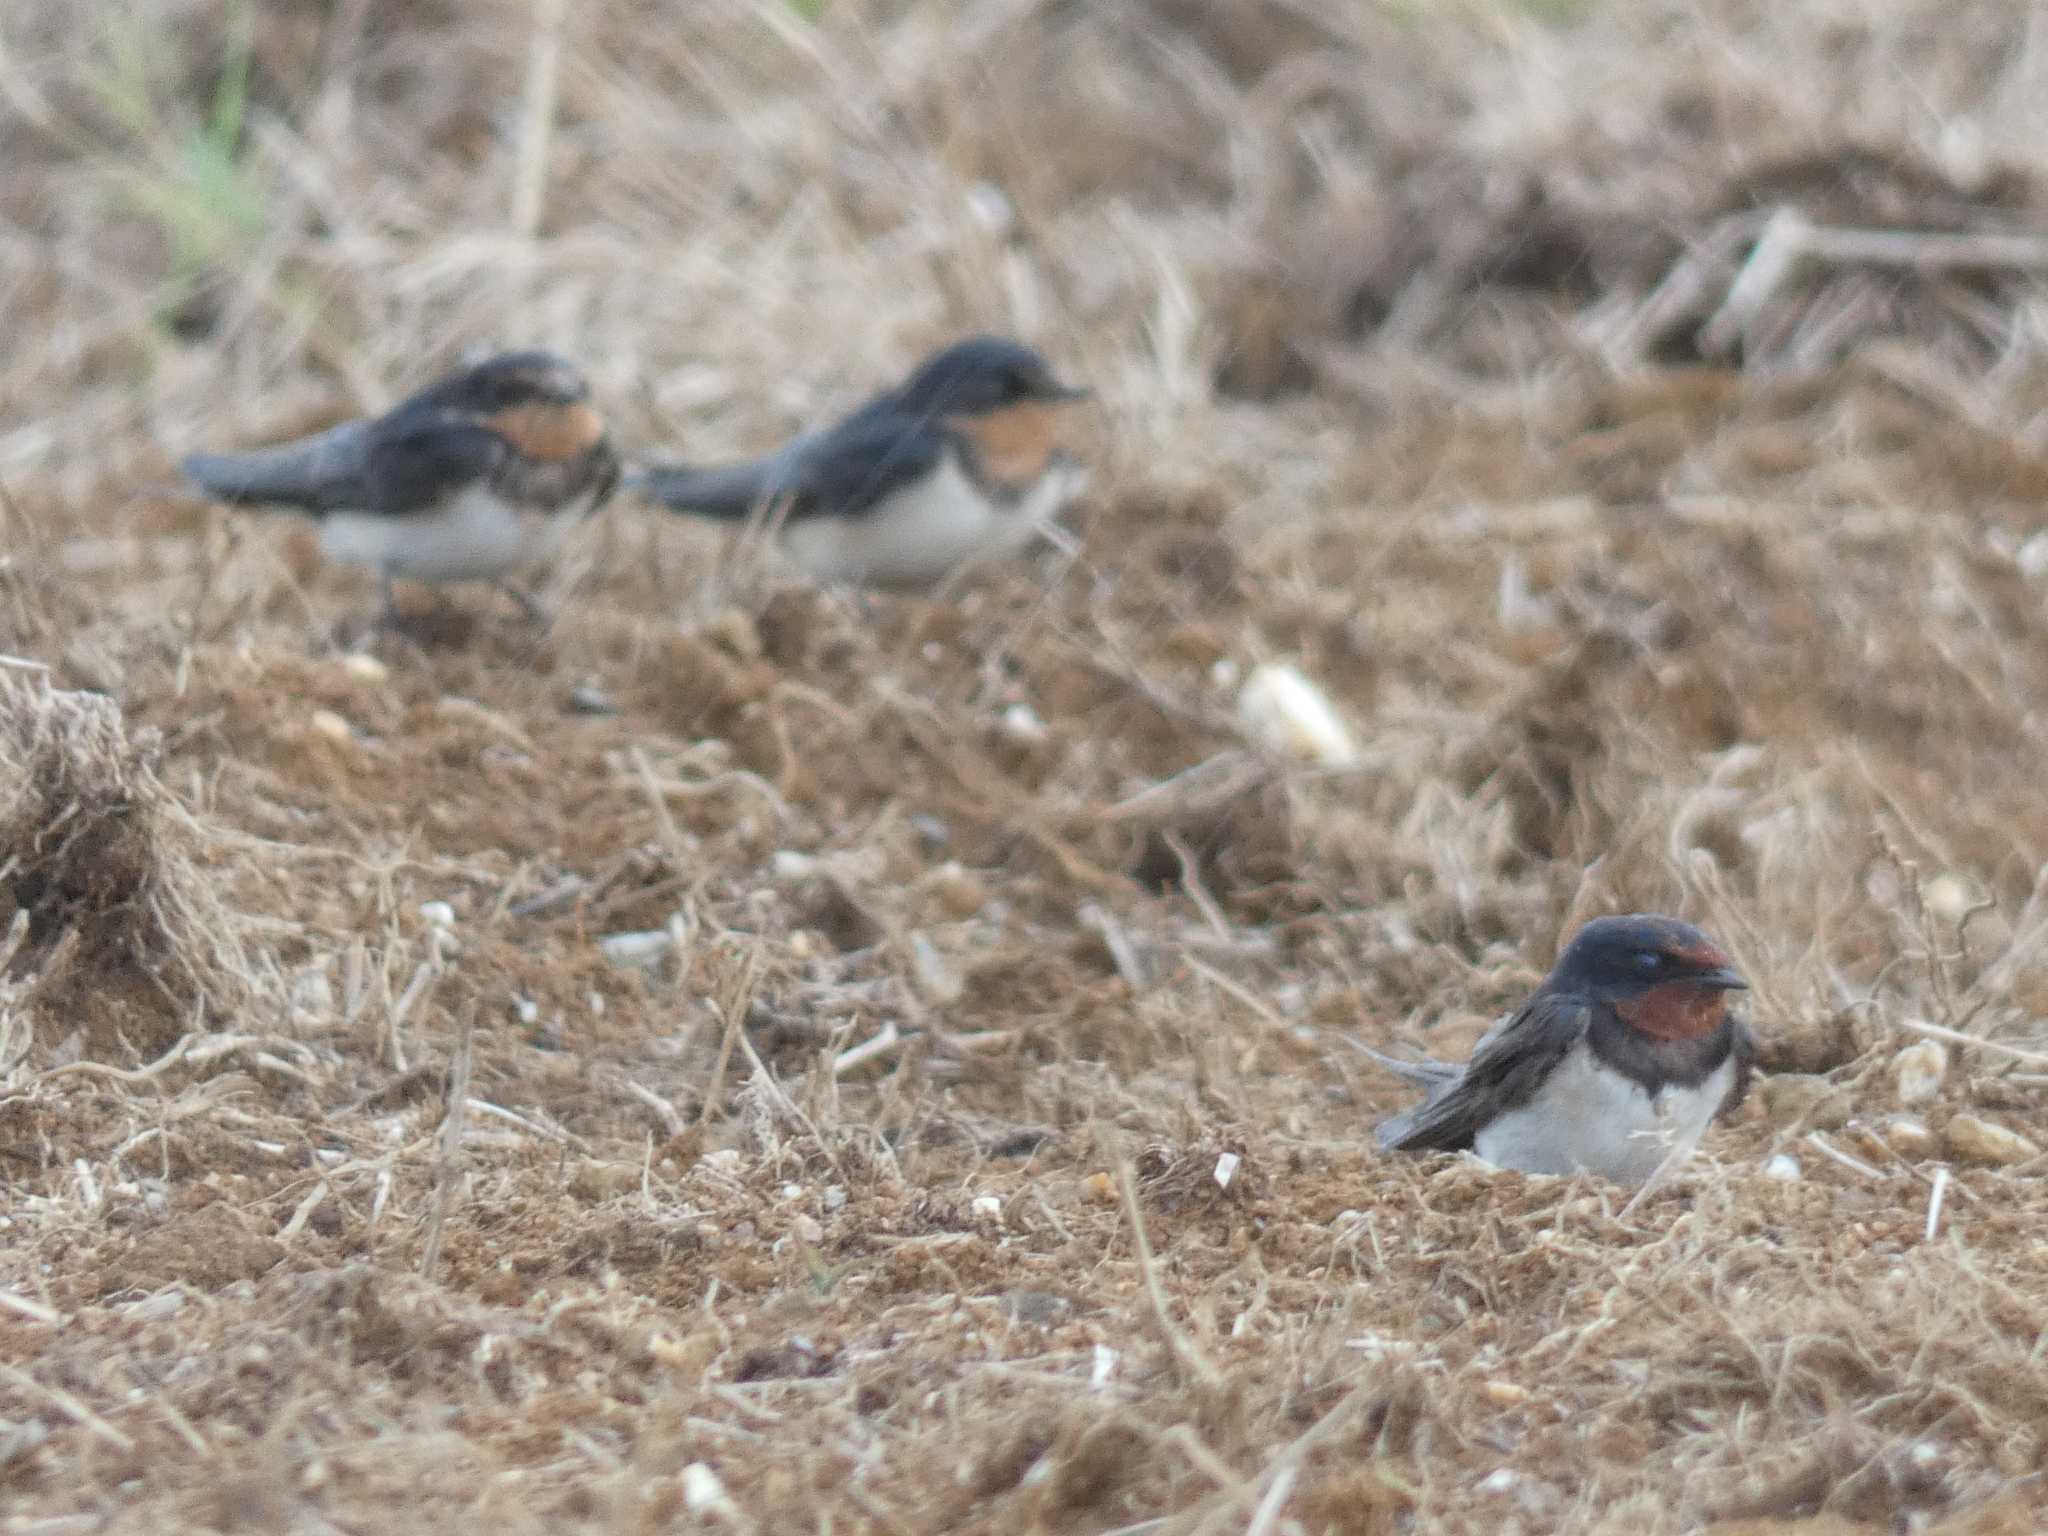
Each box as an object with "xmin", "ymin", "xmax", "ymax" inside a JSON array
[{"xmin": 634, "ymin": 335, "xmax": 1090, "ymax": 589}]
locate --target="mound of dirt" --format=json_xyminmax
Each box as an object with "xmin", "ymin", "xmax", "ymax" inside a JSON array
[{"xmin": 0, "ymin": 676, "xmax": 266, "ymax": 1057}]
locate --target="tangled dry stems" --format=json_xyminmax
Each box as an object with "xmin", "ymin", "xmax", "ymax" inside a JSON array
[{"xmin": 0, "ymin": 676, "xmax": 266, "ymax": 1052}]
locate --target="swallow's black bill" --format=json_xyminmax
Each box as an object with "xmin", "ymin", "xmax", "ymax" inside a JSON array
[{"xmin": 1691, "ymin": 965, "xmax": 1748, "ymax": 992}]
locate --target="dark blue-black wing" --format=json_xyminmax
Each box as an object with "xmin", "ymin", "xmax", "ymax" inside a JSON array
[
  {"xmin": 633, "ymin": 447, "xmax": 807, "ymax": 521},
  {"xmin": 788, "ymin": 401, "xmax": 945, "ymax": 517},
  {"xmin": 638, "ymin": 398, "xmax": 944, "ymax": 524},
  {"xmin": 185, "ymin": 406, "xmax": 504, "ymax": 518},
  {"xmin": 181, "ymin": 419, "xmax": 374, "ymax": 513},
  {"xmin": 1374, "ymin": 991, "xmax": 1592, "ymax": 1153},
  {"xmin": 358, "ymin": 411, "xmax": 507, "ymax": 517}
]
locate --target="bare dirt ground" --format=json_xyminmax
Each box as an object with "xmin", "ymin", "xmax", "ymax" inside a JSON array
[{"xmin": 3, "ymin": 1, "xmax": 2048, "ymax": 1531}]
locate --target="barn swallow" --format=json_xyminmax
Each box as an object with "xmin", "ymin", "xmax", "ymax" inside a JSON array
[
  {"xmin": 1367, "ymin": 914, "xmax": 1754, "ymax": 1185},
  {"xmin": 181, "ymin": 350, "xmax": 619, "ymax": 616},
  {"xmin": 633, "ymin": 335, "xmax": 1090, "ymax": 588}
]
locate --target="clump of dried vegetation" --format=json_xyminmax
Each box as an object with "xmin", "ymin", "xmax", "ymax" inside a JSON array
[
  {"xmin": 0, "ymin": 0, "xmax": 2046, "ymax": 1531},
  {"xmin": 0, "ymin": 674, "xmax": 267, "ymax": 1053}
]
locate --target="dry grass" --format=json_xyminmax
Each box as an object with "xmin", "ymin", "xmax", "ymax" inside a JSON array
[
  {"xmin": 0, "ymin": 675, "xmax": 270, "ymax": 1054},
  {"xmin": 1, "ymin": 0, "xmax": 2047, "ymax": 1530}
]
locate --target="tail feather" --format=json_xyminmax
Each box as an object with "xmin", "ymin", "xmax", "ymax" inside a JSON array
[
  {"xmin": 633, "ymin": 435, "xmax": 819, "ymax": 521},
  {"xmin": 632, "ymin": 461, "xmax": 786, "ymax": 520},
  {"xmin": 1374, "ymin": 1092, "xmax": 1476, "ymax": 1152},
  {"xmin": 1344, "ymin": 1037, "xmax": 1459, "ymax": 1090},
  {"xmin": 181, "ymin": 420, "xmax": 370, "ymax": 512},
  {"xmin": 1374, "ymin": 1103, "xmax": 1429, "ymax": 1150},
  {"xmin": 1343, "ymin": 1038, "xmax": 1465, "ymax": 1151}
]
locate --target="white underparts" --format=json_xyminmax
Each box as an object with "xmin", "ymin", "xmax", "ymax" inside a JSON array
[
  {"xmin": 316, "ymin": 481, "xmax": 595, "ymax": 583},
  {"xmin": 1474, "ymin": 1043, "xmax": 1736, "ymax": 1186},
  {"xmin": 778, "ymin": 449, "xmax": 1086, "ymax": 587}
]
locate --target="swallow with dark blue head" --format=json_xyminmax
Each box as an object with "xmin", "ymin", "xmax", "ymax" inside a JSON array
[
  {"xmin": 1365, "ymin": 914, "xmax": 1755, "ymax": 1185},
  {"xmin": 632, "ymin": 335, "xmax": 1091, "ymax": 589},
  {"xmin": 180, "ymin": 350, "xmax": 618, "ymax": 619}
]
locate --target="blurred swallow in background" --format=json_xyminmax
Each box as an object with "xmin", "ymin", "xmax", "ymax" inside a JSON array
[
  {"xmin": 633, "ymin": 335, "xmax": 1090, "ymax": 589},
  {"xmin": 181, "ymin": 350, "xmax": 619, "ymax": 618},
  {"xmin": 1366, "ymin": 914, "xmax": 1754, "ymax": 1186}
]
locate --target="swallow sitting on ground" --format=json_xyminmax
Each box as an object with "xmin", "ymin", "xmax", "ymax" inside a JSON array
[
  {"xmin": 633, "ymin": 335, "xmax": 1090, "ymax": 589},
  {"xmin": 181, "ymin": 350, "xmax": 619, "ymax": 617},
  {"xmin": 1367, "ymin": 914, "xmax": 1754, "ymax": 1186}
]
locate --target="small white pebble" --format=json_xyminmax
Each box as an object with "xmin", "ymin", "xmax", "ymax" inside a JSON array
[
  {"xmin": 909, "ymin": 932, "xmax": 965, "ymax": 1005},
  {"xmin": 1496, "ymin": 552, "xmax": 1555, "ymax": 631},
  {"xmin": 999, "ymin": 703, "xmax": 1048, "ymax": 743},
  {"xmin": 780, "ymin": 1184, "xmax": 803, "ymax": 1201},
  {"xmin": 1762, "ymin": 1154, "xmax": 1802, "ymax": 1182},
  {"xmin": 1479, "ymin": 1469, "xmax": 1519, "ymax": 1494},
  {"xmin": 120, "ymin": 1291, "xmax": 185, "ymax": 1323},
  {"xmin": 681, "ymin": 1464, "xmax": 733, "ymax": 1515},
  {"xmin": 566, "ymin": 683, "xmax": 616, "ymax": 716},
  {"xmin": 1945, "ymin": 1113, "xmax": 2040, "ymax": 1166},
  {"xmin": 513, "ymin": 996, "xmax": 539, "ymax": 1025},
  {"xmin": 1090, "ymin": 1344, "xmax": 1117, "ymax": 1389},
  {"xmin": 771, "ymin": 850, "xmax": 817, "ymax": 879},
  {"xmin": 1210, "ymin": 657, "xmax": 1241, "ymax": 690},
  {"xmin": 823, "ymin": 1187, "xmax": 847, "ymax": 1211},
  {"xmin": 339, "ymin": 653, "xmax": 389, "ymax": 684},
  {"xmin": 308, "ymin": 709, "xmax": 352, "ymax": 741},
  {"xmin": 1884, "ymin": 1116, "xmax": 1939, "ymax": 1157},
  {"xmin": 1921, "ymin": 872, "xmax": 1973, "ymax": 922},
  {"xmin": 971, "ymin": 1195, "xmax": 1003, "ymax": 1220},
  {"xmin": 418, "ymin": 900, "xmax": 456, "ymax": 930},
  {"xmin": 964, "ymin": 180, "xmax": 1014, "ymax": 236},
  {"xmin": 1237, "ymin": 662, "xmax": 1360, "ymax": 767},
  {"xmin": 598, "ymin": 930, "xmax": 672, "ymax": 968},
  {"xmin": 1891, "ymin": 1039, "xmax": 1948, "ymax": 1106},
  {"xmin": 1343, "ymin": 1331, "xmax": 1419, "ymax": 1362},
  {"xmin": 2018, "ymin": 530, "xmax": 2048, "ymax": 580},
  {"xmin": 1213, "ymin": 1152, "xmax": 1241, "ymax": 1191}
]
